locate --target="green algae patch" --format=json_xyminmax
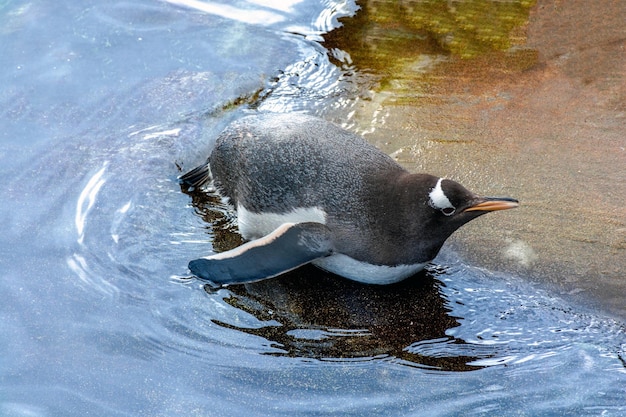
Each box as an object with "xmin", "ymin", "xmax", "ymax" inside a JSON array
[{"xmin": 324, "ymin": 0, "xmax": 538, "ymax": 93}]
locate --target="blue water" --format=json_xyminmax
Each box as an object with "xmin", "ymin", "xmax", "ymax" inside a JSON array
[{"xmin": 1, "ymin": 1, "xmax": 624, "ymax": 416}]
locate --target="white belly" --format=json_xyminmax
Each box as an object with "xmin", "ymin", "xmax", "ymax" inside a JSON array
[
  {"xmin": 237, "ymin": 204, "xmax": 327, "ymax": 240},
  {"xmin": 313, "ymin": 254, "xmax": 426, "ymax": 285}
]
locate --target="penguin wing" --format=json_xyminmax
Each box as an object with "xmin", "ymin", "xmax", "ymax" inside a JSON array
[{"xmin": 189, "ymin": 222, "xmax": 334, "ymax": 285}]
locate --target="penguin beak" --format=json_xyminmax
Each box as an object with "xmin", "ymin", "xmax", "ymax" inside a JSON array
[{"xmin": 464, "ymin": 197, "xmax": 519, "ymax": 212}]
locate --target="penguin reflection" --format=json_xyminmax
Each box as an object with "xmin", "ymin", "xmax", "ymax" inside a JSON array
[{"xmin": 213, "ymin": 266, "xmax": 491, "ymax": 371}]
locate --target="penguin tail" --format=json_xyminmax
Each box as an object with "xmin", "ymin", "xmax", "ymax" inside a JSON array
[{"xmin": 179, "ymin": 162, "xmax": 211, "ymax": 189}]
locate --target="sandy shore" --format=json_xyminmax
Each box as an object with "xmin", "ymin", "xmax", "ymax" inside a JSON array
[{"xmin": 329, "ymin": 0, "xmax": 625, "ymax": 318}]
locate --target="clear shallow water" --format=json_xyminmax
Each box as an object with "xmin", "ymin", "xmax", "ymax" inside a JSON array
[{"xmin": 1, "ymin": 0, "xmax": 625, "ymax": 416}]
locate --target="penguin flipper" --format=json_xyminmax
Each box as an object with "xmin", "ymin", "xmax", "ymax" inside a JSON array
[
  {"xmin": 189, "ymin": 222, "xmax": 334, "ymax": 285},
  {"xmin": 179, "ymin": 162, "xmax": 211, "ymax": 189}
]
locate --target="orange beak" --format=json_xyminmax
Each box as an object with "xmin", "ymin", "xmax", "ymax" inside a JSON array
[{"xmin": 464, "ymin": 197, "xmax": 519, "ymax": 213}]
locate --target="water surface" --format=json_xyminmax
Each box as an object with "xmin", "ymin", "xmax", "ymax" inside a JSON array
[{"xmin": 1, "ymin": 0, "xmax": 624, "ymax": 416}]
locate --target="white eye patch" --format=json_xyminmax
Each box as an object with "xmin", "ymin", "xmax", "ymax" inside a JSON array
[{"xmin": 429, "ymin": 178, "xmax": 456, "ymax": 215}]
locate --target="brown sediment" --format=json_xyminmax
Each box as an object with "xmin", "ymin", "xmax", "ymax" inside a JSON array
[{"xmin": 327, "ymin": 0, "xmax": 626, "ymax": 318}]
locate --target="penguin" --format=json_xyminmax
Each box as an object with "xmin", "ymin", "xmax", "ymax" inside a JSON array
[{"xmin": 180, "ymin": 113, "xmax": 518, "ymax": 285}]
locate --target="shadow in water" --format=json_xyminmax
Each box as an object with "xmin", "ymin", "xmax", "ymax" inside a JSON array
[
  {"xmin": 210, "ymin": 265, "xmax": 492, "ymax": 371},
  {"xmin": 182, "ymin": 182, "xmax": 493, "ymax": 371}
]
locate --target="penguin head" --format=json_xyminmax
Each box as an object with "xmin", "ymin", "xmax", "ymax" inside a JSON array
[
  {"xmin": 402, "ymin": 175, "xmax": 519, "ymax": 261},
  {"xmin": 427, "ymin": 177, "xmax": 518, "ymax": 222}
]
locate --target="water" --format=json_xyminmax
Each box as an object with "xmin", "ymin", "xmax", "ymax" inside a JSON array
[{"xmin": 1, "ymin": 0, "xmax": 624, "ymax": 416}]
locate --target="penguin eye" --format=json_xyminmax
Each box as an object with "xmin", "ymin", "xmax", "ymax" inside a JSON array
[{"xmin": 441, "ymin": 207, "xmax": 455, "ymax": 216}]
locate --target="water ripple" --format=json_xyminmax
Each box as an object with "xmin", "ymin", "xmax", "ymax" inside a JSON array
[
  {"xmin": 257, "ymin": 39, "xmax": 364, "ymax": 116},
  {"xmin": 163, "ymin": 0, "xmax": 288, "ymax": 26},
  {"xmin": 67, "ymin": 253, "xmax": 120, "ymax": 296},
  {"xmin": 75, "ymin": 162, "xmax": 108, "ymax": 245},
  {"xmin": 312, "ymin": 0, "xmax": 358, "ymax": 36},
  {"xmin": 161, "ymin": 0, "xmax": 358, "ymax": 39}
]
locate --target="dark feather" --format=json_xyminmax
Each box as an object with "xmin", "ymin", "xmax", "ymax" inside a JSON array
[{"xmin": 179, "ymin": 162, "xmax": 211, "ymax": 189}]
